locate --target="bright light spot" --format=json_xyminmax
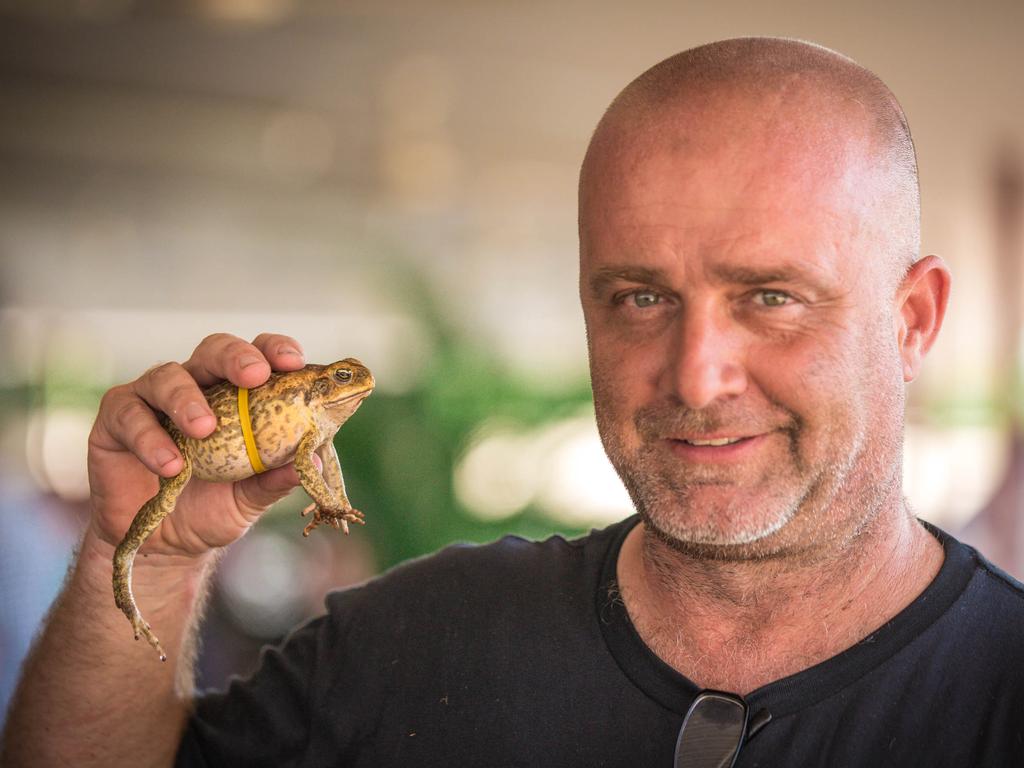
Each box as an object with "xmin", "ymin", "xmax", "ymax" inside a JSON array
[
  {"xmin": 25, "ymin": 407, "xmax": 93, "ymax": 501},
  {"xmin": 904, "ymin": 423, "xmax": 1008, "ymax": 528},
  {"xmin": 381, "ymin": 139, "xmax": 460, "ymax": 206},
  {"xmin": 218, "ymin": 530, "xmax": 308, "ymax": 638},
  {"xmin": 454, "ymin": 424, "xmax": 539, "ymax": 521},
  {"xmin": 454, "ymin": 411, "xmax": 634, "ymax": 527},
  {"xmin": 196, "ymin": 0, "xmax": 294, "ymax": 24},
  {"xmin": 535, "ymin": 414, "xmax": 633, "ymax": 527}
]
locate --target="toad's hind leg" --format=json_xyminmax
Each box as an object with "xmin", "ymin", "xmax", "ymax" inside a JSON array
[{"xmin": 112, "ymin": 423, "xmax": 192, "ymax": 661}]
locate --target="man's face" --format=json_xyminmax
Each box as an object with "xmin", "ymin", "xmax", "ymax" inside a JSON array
[{"xmin": 579, "ymin": 92, "xmax": 907, "ymax": 557}]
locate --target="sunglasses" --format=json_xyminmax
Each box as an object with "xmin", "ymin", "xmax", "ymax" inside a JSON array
[{"xmin": 673, "ymin": 690, "xmax": 749, "ymax": 768}]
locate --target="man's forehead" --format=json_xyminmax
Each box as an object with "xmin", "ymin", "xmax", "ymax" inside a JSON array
[
  {"xmin": 580, "ymin": 211, "xmax": 856, "ymax": 296},
  {"xmin": 581, "ymin": 88, "xmax": 885, "ymax": 243},
  {"xmin": 579, "ymin": 106, "xmax": 880, "ymax": 292},
  {"xmin": 582, "ymin": 158, "xmax": 873, "ymax": 257}
]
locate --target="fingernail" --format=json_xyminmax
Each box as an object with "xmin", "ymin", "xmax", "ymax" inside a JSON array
[
  {"xmin": 277, "ymin": 345, "xmax": 302, "ymax": 357},
  {"xmin": 185, "ymin": 402, "xmax": 209, "ymax": 422},
  {"xmin": 156, "ymin": 448, "xmax": 178, "ymax": 467},
  {"xmin": 312, "ymin": 454, "xmax": 323, "ymax": 471},
  {"xmin": 240, "ymin": 355, "xmax": 263, "ymax": 369}
]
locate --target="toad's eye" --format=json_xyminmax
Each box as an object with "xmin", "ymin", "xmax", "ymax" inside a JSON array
[
  {"xmin": 756, "ymin": 290, "xmax": 791, "ymax": 307},
  {"xmin": 334, "ymin": 369, "xmax": 353, "ymax": 383},
  {"xmin": 631, "ymin": 291, "xmax": 661, "ymax": 308}
]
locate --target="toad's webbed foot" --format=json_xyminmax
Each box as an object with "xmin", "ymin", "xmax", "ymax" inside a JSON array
[
  {"xmin": 301, "ymin": 503, "xmax": 365, "ymax": 536},
  {"xmin": 130, "ymin": 610, "xmax": 167, "ymax": 662}
]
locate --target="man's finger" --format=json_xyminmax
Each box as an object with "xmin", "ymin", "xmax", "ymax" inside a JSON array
[
  {"xmin": 251, "ymin": 333, "xmax": 306, "ymax": 371},
  {"xmin": 181, "ymin": 333, "xmax": 272, "ymax": 389},
  {"xmin": 131, "ymin": 361, "xmax": 217, "ymax": 440},
  {"xmin": 91, "ymin": 385, "xmax": 185, "ymax": 476}
]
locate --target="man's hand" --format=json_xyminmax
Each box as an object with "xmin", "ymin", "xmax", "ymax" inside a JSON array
[
  {"xmin": 0, "ymin": 331, "xmax": 318, "ymax": 768},
  {"xmin": 88, "ymin": 331, "xmax": 314, "ymax": 560}
]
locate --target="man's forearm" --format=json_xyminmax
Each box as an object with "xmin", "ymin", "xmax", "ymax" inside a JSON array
[{"xmin": 1, "ymin": 530, "xmax": 218, "ymax": 768}]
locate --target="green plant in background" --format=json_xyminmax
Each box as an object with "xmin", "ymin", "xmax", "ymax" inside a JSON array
[
  {"xmin": 330, "ymin": 336, "xmax": 594, "ymax": 571},
  {"xmin": 311, "ymin": 256, "xmax": 595, "ymax": 571}
]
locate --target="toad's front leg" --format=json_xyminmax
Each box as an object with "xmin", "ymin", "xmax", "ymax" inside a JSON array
[{"xmin": 294, "ymin": 429, "xmax": 363, "ymax": 536}]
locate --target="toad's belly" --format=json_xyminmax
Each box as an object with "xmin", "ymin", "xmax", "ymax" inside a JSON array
[
  {"xmin": 188, "ymin": 383, "xmax": 312, "ymax": 482},
  {"xmin": 185, "ymin": 427, "xmax": 306, "ymax": 482},
  {"xmin": 187, "ymin": 435, "xmax": 257, "ymax": 482}
]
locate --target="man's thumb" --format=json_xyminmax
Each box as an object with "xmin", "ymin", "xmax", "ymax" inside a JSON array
[{"xmin": 233, "ymin": 454, "xmax": 322, "ymax": 515}]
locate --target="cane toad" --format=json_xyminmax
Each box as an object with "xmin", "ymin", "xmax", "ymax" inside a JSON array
[{"xmin": 113, "ymin": 359, "xmax": 374, "ymax": 660}]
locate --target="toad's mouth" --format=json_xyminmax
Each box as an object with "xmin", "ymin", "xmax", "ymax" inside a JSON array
[{"xmin": 325, "ymin": 386, "xmax": 374, "ymax": 408}]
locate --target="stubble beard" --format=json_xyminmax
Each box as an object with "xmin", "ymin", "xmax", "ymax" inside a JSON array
[{"xmin": 596, "ymin": 395, "xmax": 865, "ymax": 561}]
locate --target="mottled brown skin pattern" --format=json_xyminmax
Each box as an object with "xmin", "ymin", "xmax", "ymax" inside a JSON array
[{"xmin": 112, "ymin": 359, "xmax": 374, "ymax": 660}]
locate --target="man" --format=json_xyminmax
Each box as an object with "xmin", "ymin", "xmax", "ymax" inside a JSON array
[{"xmin": 3, "ymin": 37, "xmax": 1023, "ymax": 766}]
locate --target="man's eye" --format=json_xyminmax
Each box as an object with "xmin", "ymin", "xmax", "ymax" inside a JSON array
[
  {"xmin": 631, "ymin": 291, "xmax": 661, "ymax": 308},
  {"xmin": 756, "ymin": 290, "xmax": 791, "ymax": 307}
]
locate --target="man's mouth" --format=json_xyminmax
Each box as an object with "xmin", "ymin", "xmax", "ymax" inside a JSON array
[
  {"xmin": 677, "ymin": 436, "xmax": 747, "ymax": 447},
  {"xmin": 664, "ymin": 435, "xmax": 765, "ymax": 461}
]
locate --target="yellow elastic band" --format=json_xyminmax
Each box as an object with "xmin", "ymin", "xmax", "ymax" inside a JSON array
[{"xmin": 238, "ymin": 387, "xmax": 267, "ymax": 474}]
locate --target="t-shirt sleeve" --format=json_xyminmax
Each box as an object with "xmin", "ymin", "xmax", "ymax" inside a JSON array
[{"xmin": 174, "ymin": 612, "xmax": 327, "ymax": 767}]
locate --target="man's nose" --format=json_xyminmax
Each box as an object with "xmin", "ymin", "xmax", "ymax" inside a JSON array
[{"xmin": 662, "ymin": 302, "xmax": 748, "ymax": 410}]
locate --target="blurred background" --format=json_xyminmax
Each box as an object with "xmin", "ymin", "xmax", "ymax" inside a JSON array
[{"xmin": 1, "ymin": 0, "xmax": 1022, "ymax": 722}]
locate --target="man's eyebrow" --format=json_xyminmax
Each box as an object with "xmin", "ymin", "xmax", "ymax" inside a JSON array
[
  {"xmin": 709, "ymin": 263, "xmax": 831, "ymax": 288},
  {"xmin": 588, "ymin": 266, "xmax": 671, "ymax": 296},
  {"xmin": 587, "ymin": 263, "xmax": 832, "ymax": 296}
]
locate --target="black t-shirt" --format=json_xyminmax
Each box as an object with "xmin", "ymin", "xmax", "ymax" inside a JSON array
[{"xmin": 177, "ymin": 516, "xmax": 1024, "ymax": 766}]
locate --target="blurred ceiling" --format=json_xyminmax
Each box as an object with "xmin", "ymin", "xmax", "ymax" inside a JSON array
[{"xmin": 0, "ymin": 0, "xmax": 1021, "ymax": 391}]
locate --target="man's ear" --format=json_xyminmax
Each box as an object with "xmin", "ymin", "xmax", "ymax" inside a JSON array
[{"xmin": 895, "ymin": 255, "xmax": 952, "ymax": 382}]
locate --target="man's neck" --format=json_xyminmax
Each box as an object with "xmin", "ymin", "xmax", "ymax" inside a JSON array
[{"xmin": 615, "ymin": 503, "xmax": 945, "ymax": 695}]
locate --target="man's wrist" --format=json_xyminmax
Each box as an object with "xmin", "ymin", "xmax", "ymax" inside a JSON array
[{"xmin": 78, "ymin": 526, "xmax": 218, "ymax": 603}]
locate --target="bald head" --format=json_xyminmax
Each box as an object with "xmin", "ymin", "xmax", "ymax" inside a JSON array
[{"xmin": 580, "ymin": 37, "xmax": 920, "ymax": 287}]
